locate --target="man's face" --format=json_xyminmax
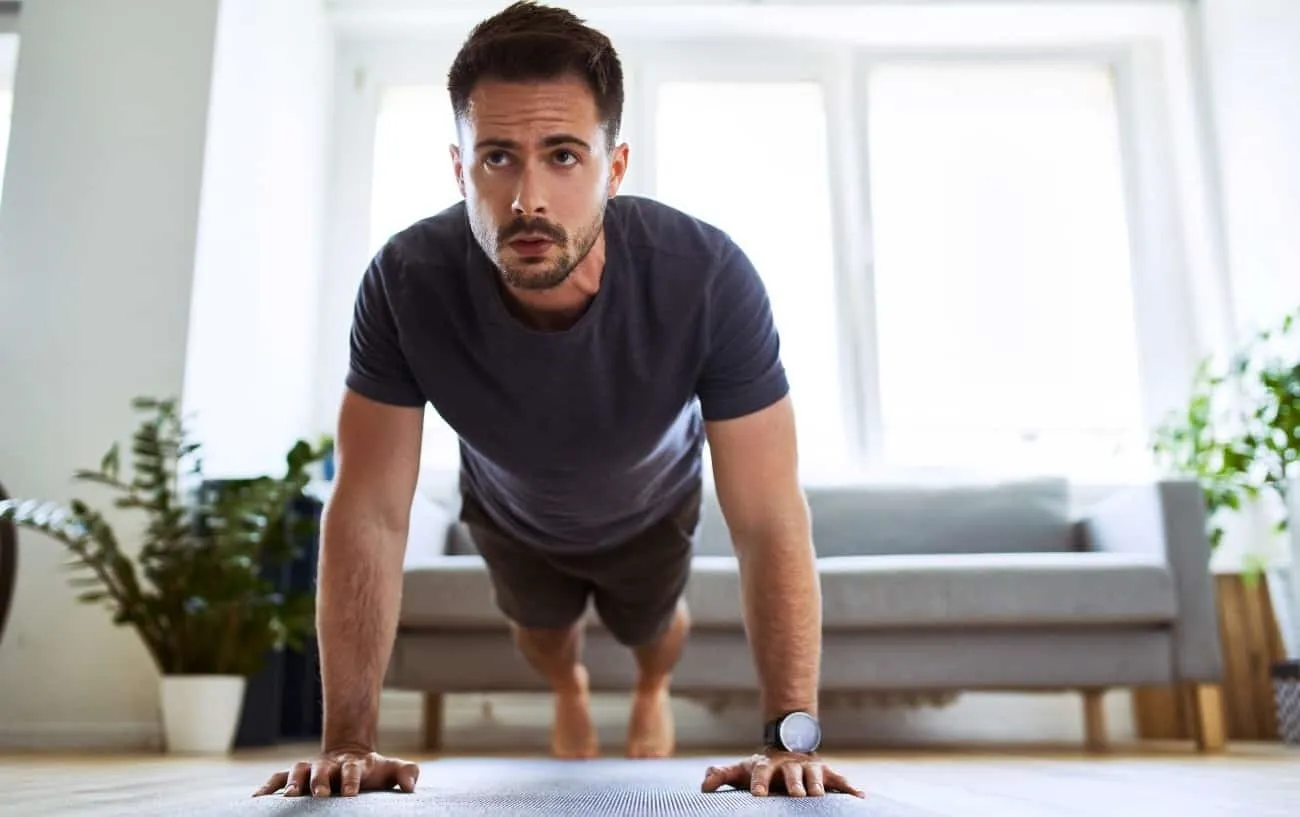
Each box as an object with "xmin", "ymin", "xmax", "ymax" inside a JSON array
[{"xmin": 451, "ymin": 74, "xmax": 628, "ymax": 291}]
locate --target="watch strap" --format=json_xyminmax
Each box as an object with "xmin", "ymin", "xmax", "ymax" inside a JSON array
[{"xmin": 762, "ymin": 712, "xmax": 795, "ymax": 749}]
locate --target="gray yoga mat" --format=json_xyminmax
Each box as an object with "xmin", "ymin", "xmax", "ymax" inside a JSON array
[{"xmin": 214, "ymin": 757, "xmax": 930, "ymax": 816}]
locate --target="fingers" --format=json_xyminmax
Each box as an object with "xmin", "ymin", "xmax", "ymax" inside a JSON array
[
  {"xmin": 805, "ymin": 763, "xmax": 826, "ymax": 797},
  {"xmin": 395, "ymin": 761, "xmax": 421, "ymax": 793},
  {"xmin": 781, "ymin": 763, "xmax": 807, "ymax": 797},
  {"xmin": 700, "ymin": 762, "xmax": 747, "ymax": 793},
  {"xmin": 284, "ymin": 762, "xmax": 312, "ymax": 797},
  {"xmin": 310, "ymin": 758, "xmax": 339, "ymax": 797},
  {"xmin": 339, "ymin": 758, "xmax": 365, "ymax": 797},
  {"xmin": 375, "ymin": 758, "xmax": 421, "ymax": 793},
  {"xmin": 822, "ymin": 765, "xmax": 866, "ymax": 798},
  {"xmin": 251, "ymin": 771, "xmax": 288, "ymax": 797},
  {"xmin": 749, "ymin": 756, "xmax": 777, "ymax": 797}
]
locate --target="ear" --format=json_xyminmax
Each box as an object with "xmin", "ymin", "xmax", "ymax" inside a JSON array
[
  {"xmin": 607, "ymin": 142, "xmax": 630, "ymax": 198},
  {"xmin": 450, "ymin": 143, "xmax": 466, "ymax": 198}
]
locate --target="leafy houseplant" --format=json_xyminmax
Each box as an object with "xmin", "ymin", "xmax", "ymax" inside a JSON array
[
  {"xmin": 1151, "ymin": 305, "xmax": 1300, "ymax": 566},
  {"xmin": 0, "ymin": 396, "xmax": 332, "ymax": 677}
]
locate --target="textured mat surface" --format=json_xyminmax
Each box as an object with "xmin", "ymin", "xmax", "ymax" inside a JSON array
[{"xmin": 211, "ymin": 758, "xmax": 930, "ymax": 816}]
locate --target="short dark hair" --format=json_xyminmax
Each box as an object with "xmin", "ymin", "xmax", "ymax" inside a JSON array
[{"xmin": 447, "ymin": 1, "xmax": 624, "ymax": 147}]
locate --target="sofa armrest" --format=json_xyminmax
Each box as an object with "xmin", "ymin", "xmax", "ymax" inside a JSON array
[{"xmin": 1078, "ymin": 479, "xmax": 1223, "ymax": 682}]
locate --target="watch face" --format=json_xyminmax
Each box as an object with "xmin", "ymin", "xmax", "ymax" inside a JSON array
[{"xmin": 779, "ymin": 712, "xmax": 821, "ymax": 753}]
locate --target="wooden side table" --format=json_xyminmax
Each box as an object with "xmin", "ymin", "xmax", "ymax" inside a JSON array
[{"xmin": 1133, "ymin": 573, "xmax": 1287, "ymax": 742}]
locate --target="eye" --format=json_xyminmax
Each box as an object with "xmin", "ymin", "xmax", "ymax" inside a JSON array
[
  {"xmin": 553, "ymin": 149, "xmax": 579, "ymax": 166},
  {"xmin": 483, "ymin": 150, "xmax": 510, "ymax": 168}
]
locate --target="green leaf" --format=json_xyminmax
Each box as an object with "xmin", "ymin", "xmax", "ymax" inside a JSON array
[{"xmin": 101, "ymin": 443, "xmax": 121, "ymax": 481}]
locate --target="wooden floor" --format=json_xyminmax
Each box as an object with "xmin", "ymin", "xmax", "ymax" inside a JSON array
[{"xmin": 0, "ymin": 741, "xmax": 1297, "ymax": 816}]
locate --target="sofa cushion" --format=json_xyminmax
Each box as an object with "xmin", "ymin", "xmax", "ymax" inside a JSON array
[
  {"xmin": 400, "ymin": 556, "xmax": 503, "ymax": 627},
  {"xmin": 399, "ymin": 551, "xmax": 1176, "ymax": 631},
  {"xmin": 685, "ymin": 551, "xmax": 1177, "ymax": 629},
  {"xmin": 695, "ymin": 477, "xmax": 1075, "ymax": 557}
]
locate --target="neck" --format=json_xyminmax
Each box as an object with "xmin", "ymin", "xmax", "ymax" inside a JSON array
[{"xmin": 501, "ymin": 230, "xmax": 607, "ymax": 331}]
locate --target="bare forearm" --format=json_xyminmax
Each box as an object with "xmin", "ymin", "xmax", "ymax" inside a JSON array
[
  {"xmin": 316, "ymin": 490, "xmax": 407, "ymax": 751},
  {"xmin": 736, "ymin": 532, "xmax": 822, "ymax": 721}
]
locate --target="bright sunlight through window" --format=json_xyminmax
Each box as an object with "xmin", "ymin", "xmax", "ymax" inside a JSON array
[
  {"xmin": 0, "ymin": 89, "xmax": 11, "ymax": 205},
  {"xmin": 654, "ymin": 82, "xmax": 852, "ymax": 479},
  {"xmin": 865, "ymin": 63, "xmax": 1148, "ymax": 478},
  {"xmin": 370, "ymin": 85, "xmax": 463, "ymax": 470},
  {"xmin": 370, "ymin": 86, "xmax": 462, "ymax": 255}
]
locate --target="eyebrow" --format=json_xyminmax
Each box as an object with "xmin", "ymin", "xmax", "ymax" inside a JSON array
[{"xmin": 475, "ymin": 134, "xmax": 592, "ymax": 152}]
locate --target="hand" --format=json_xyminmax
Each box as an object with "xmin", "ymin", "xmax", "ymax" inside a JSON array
[
  {"xmin": 700, "ymin": 749, "xmax": 865, "ymax": 798},
  {"xmin": 252, "ymin": 747, "xmax": 420, "ymax": 798}
]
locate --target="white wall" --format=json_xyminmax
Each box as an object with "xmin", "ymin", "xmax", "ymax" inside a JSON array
[
  {"xmin": 1197, "ymin": 0, "xmax": 1300, "ymax": 337},
  {"xmin": 181, "ymin": 0, "xmax": 335, "ymax": 478},
  {"xmin": 0, "ymin": 0, "xmax": 221, "ymax": 748},
  {"xmin": 0, "ymin": 0, "xmax": 334, "ymax": 750}
]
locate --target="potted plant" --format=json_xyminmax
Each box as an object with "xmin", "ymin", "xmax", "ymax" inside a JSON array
[
  {"xmin": 1151, "ymin": 306, "xmax": 1299, "ymax": 568},
  {"xmin": 1150, "ymin": 304, "xmax": 1300, "ymax": 742},
  {"xmin": 0, "ymin": 396, "xmax": 331, "ymax": 754}
]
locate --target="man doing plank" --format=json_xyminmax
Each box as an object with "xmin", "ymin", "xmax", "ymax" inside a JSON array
[{"xmin": 255, "ymin": 0, "xmax": 863, "ymax": 801}]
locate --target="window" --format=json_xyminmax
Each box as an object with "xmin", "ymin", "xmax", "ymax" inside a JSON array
[
  {"xmin": 0, "ymin": 88, "xmax": 10, "ymax": 200},
  {"xmin": 864, "ymin": 62, "xmax": 1147, "ymax": 477},
  {"xmin": 336, "ymin": 25, "xmax": 1213, "ymax": 485},
  {"xmin": 653, "ymin": 81, "xmax": 852, "ymax": 478},
  {"xmin": 0, "ymin": 30, "xmax": 16, "ymax": 206},
  {"xmin": 369, "ymin": 84, "xmax": 463, "ymax": 470},
  {"xmin": 369, "ymin": 85, "xmax": 460, "ymax": 254}
]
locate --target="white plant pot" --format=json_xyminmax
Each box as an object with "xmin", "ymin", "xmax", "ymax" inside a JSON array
[{"xmin": 159, "ymin": 674, "xmax": 247, "ymax": 755}]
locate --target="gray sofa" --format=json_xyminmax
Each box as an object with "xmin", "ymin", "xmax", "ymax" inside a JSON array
[{"xmin": 385, "ymin": 475, "xmax": 1226, "ymax": 752}]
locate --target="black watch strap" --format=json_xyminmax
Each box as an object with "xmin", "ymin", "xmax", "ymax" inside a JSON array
[{"xmin": 763, "ymin": 712, "xmax": 794, "ymax": 749}]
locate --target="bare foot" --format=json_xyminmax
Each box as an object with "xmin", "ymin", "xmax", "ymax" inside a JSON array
[
  {"xmin": 552, "ymin": 665, "xmax": 599, "ymax": 759},
  {"xmin": 626, "ymin": 683, "xmax": 674, "ymax": 758}
]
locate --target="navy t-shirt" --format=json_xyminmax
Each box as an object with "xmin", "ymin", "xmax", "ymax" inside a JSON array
[{"xmin": 346, "ymin": 195, "xmax": 789, "ymax": 552}]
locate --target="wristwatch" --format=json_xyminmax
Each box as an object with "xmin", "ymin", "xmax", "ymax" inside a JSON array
[{"xmin": 762, "ymin": 711, "xmax": 821, "ymax": 753}]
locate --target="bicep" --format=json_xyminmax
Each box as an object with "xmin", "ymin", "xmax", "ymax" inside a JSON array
[
  {"xmin": 332, "ymin": 387, "xmax": 425, "ymax": 530},
  {"xmin": 705, "ymin": 394, "xmax": 807, "ymax": 545}
]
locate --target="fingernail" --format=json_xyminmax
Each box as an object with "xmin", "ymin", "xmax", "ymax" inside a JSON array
[{"xmin": 753, "ymin": 786, "xmax": 766, "ymax": 795}]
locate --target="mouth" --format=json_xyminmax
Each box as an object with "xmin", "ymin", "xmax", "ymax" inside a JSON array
[
  {"xmin": 508, "ymin": 235, "xmax": 556, "ymax": 255},
  {"xmin": 504, "ymin": 232, "xmax": 556, "ymax": 254}
]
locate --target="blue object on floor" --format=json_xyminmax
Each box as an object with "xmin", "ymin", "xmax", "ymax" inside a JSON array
[{"xmin": 213, "ymin": 757, "xmax": 925, "ymax": 815}]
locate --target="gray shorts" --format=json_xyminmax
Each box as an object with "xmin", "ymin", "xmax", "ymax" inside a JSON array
[{"xmin": 458, "ymin": 485, "xmax": 702, "ymax": 647}]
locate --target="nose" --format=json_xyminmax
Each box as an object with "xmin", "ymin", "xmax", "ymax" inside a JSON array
[{"xmin": 511, "ymin": 162, "xmax": 547, "ymax": 216}]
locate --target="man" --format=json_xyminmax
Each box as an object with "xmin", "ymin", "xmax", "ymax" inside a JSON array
[{"xmin": 255, "ymin": 0, "xmax": 863, "ymax": 802}]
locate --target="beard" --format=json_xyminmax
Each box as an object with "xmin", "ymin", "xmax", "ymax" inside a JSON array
[{"xmin": 473, "ymin": 201, "xmax": 606, "ymax": 292}]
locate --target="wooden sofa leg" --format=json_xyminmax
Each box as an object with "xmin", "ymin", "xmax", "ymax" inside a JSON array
[
  {"xmin": 423, "ymin": 692, "xmax": 444, "ymax": 753},
  {"xmin": 1082, "ymin": 688, "xmax": 1108, "ymax": 752},
  {"xmin": 1190, "ymin": 683, "xmax": 1226, "ymax": 752}
]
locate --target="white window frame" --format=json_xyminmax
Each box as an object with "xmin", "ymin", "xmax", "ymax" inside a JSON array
[{"xmin": 318, "ymin": 3, "xmax": 1232, "ymax": 481}]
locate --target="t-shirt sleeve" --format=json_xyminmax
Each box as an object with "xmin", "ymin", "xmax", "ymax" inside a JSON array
[
  {"xmin": 344, "ymin": 249, "xmax": 427, "ymax": 407},
  {"xmin": 695, "ymin": 239, "xmax": 790, "ymax": 421}
]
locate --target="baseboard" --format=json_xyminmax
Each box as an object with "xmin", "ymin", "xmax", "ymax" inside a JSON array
[{"xmin": 0, "ymin": 720, "xmax": 162, "ymax": 751}]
